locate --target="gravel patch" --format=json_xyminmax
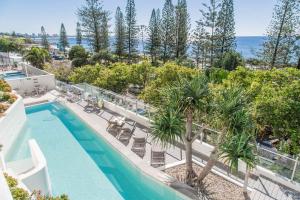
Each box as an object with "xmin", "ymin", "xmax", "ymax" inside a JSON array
[{"xmin": 165, "ymin": 163, "xmax": 246, "ymax": 200}]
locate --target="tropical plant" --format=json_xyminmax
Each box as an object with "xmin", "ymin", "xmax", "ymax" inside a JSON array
[
  {"xmin": 68, "ymin": 45, "xmax": 88, "ymax": 67},
  {"xmin": 220, "ymin": 133, "xmax": 257, "ymax": 194},
  {"xmin": 0, "ymin": 80, "xmax": 12, "ymax": 92},
  {"xmin": 69, "ymin": 64, "xmax": 103, "ymax": 84},
  {"xmin": 197, "ymin": 87, "xmax": 251, "ymax": 183},
  {"xmin": 24, "ymin": 47, "xmax": 51, "ymax": 69},
  {"xmin": 140, "ymin": 62, "xmax": 197, "ymax": 105},
  {"xmin": 94, "ymin": 63, "xmax": 130, "ymax": 93},
  {"xmin": 0, "ymin": 37, "xmax": 24, "ymax": 54},
  {"xmin": 152, "ymin": 75, "xmax": 211, "ymax": 186},
  {"xmin": 89, "ymin": 51, "xmax": 117, "ymax": 65},
  {"xmin": 129, "ymin": 62, "xmax": 154, "ymax": 88},
  {"xmin": 222, "ymin": 67, "xmax": 300, "ymax": 154},
  {"xmin": 44, "ymin": 63, "xmax": 72, "ymax": 82},
  {"xmin": 214, "ymin": 50, "xmax": 244, "ymax": 70}
]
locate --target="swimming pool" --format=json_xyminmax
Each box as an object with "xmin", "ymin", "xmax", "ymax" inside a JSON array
[
  {"xmin": 1, "ymin": 71, "xmax": 26, "ymax": 80},
  {"xmin": 6, "ymin": 102, "xmax": 188, "ymax": 200}
]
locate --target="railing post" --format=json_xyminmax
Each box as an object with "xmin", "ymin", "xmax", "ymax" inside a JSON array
[
  {"xmin": 180, "ymin": 148, "xmax": 183, "ymax": 160},
  {"xmin": 291, "ymin": 156, "xmax": 298, "ymax": 181}
]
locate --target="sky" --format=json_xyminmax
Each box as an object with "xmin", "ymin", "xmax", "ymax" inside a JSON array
[{"xmin": 0, "ymin": 0, "xmax": 277, "ymax": 36}]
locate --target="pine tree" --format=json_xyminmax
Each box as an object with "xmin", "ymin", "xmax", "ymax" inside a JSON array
[
  {"xmin": 76, "ymin": 22, "xmax": 82, "ymax": 45},
  {"xmin": 199, "ymin": 0, "xmax": 220, "ymax": 67},
  {"xmin": 77, "ymin": 0, "xmax": 107, "ymax": 52},
  {"xmin": 192, "ymin": 21, "xmax": 209, "ymax": 68},
  {"xmin": 161, "ymin": 0, "xmax": 176, "ymax": 62},
  {"xmin": 146, "ymin": 9, "xmax": 161, "ymax": 64},
  {"xmin": 125, "ymin": 0, "xmax": 139, "ymax": 63},
  {"xmin": 139, "ymin": 25, "xmax": 147, "ymax": 58},
  {"xmin": 40, "ymin": 26, "xmax": 49, "ymax": 50},
  {"xmin": 261, "ymin": 0, "xmax": 300, "ymax": 68},
  {"xmin": 296, "ymin": 35, "xmax": 300, "ymax": 69},
  {"xmin": 215, "ymin": 0, "xmax": 236, "ymax": 59},
  {"xmin": 175, "ymin": 0, "xmax": 190, "ymax": 60},
  {"xmin": 59, "ymin": 23, "xmax": 69, "ymax": 53},
  {"xmin": 114, "ymin": 7, "xmax": 126, "ymax": 58},
  {"xmin": 99, "ymin": 12, "xmax": 110, "ymax": 51}
]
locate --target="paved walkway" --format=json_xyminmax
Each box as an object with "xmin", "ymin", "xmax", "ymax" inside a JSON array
[{"xmin": 249, "ymin": 176, "xmax": 300, "ymax": 200}]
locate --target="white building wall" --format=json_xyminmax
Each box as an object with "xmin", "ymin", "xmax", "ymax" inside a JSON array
[
  {"xmin": 19, "ymin": 140, "xmax": 52, "ymax": 196},
  {"xmin": 6, "ymin": 74, "xmax": 56, "ymax": 96},
  {"xmin": 0, "ymin": 96, "xmax": 26, "ymax": 158},
  {"xmin": 0, "ymin": 171, "xmax": 13, "ymax": 200}
]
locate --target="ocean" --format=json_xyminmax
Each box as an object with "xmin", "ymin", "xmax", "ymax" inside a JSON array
[{"xmin": 34, "ymin": 36, "xmax": 266, "ymax": 59}]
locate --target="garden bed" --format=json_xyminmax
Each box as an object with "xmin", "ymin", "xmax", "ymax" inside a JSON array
[
  {"xmin": 0, "ymin": 80, "xmax": 17, "ymax": 117},
  {"xmin": 165, "ymin": 163, "xmax": 246, "ymax": 200}
]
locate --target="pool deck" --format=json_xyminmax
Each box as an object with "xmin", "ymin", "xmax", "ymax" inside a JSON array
[{"xmin": 22, "ymin": 91, "xmax": 300, "ymax": 200}]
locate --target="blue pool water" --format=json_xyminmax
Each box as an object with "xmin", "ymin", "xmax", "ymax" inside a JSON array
[
  {"xmin": 7, "ymin": 102, "xmax": 187, "ymax": 200},
  {"xmin": 2, "ymin": 72, "xmax": 26, "ymax": 80}
]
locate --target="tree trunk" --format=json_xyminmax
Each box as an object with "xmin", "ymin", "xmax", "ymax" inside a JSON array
[
  {"xmin": 270, "ymin": 1, "xmax": 289, "ymax": 68},
  {"xmin": 197, "ymin": 148, "xmax": 217, "ymax": 183},
  {"xmin": 185, "ymin": 110, "xmax": 196, "ymax": 186},
  {"xmin": 243, "ymin": 166, "xmax": 250, "ymax": 194},
  {"xmin": 297, "ymin": 57, "xmax": 300, "ymax": 69},
  {"xmin": 197, "ymin": 130, "xmax": 225, "ymax": 183}
]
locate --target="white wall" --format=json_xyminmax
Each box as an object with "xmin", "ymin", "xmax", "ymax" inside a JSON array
[
  {"xmin": 0, "ymin": 170, "xmax": 13, "ymax": 200},
  {"xmin": 0, "ymin": 96, "xmax": 26, "ymax": 158},
  {"xmin": 19, "ymin": 140, "xmax": 52, "ymax": 196},
  {"xmin": 6, "ymin": 74, "xmax": 55, "ymax": 96}
]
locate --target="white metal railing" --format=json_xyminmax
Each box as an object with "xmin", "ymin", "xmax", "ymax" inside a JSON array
[{"xmin": 55, "ymin": 80, "xmax": 300, "ymax": 184}]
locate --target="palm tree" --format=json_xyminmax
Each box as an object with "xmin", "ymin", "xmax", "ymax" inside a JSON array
[
  {"xmin": 220, "ymin": 132, "xmax": 257, "ymax": 195},
  {"xmin": 152, "ymin": 75, "xmax": 211, "ymax": 185},
  {"xmin": 24, "ymin": 47, "xmax": 50, "ymax": 69},
  {"xmin": 197, "ymin": 87, "xmax": 251, "ymax": 183}
]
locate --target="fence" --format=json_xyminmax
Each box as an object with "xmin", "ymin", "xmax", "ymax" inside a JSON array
[
  {"xmin": 55, "ymin": 81, "xmax": 300, "ymax": 185},
  {"xmin": 257, "ymin": 145, "xmax": 299, "ymax": 182},
  {"xmin": 0, "ymin": 52, "xmax": 14, "ymax": 67},
  {"xmin": 56, "ymin": 81, "xmax": 156, "ymax": 120}
]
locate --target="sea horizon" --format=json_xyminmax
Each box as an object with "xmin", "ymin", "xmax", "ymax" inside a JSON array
[{"xmin": 33, "ymin": 36, "xmax": 266, "ymax": 59}]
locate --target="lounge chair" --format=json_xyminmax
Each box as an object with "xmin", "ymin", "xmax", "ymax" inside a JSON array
[
  {"xmin": 107, "ymin": 124, "xmax": 122, "ymax": 137},
  {"xmin": 131, "ymin": 137, "xmax": 146, "ymax": 158},
  {"xmin": 150, "ymin": 144, "xmax": 165, "ymax": 168},
  {"xmin": 107, "ymin": 116, "xmax": 125, "ymax": 129},
  {"xmin": 118, "ymin": 125, "xmax": 135, "ymax": 145},
  {"xmin": 84, "ymin": 98, "xmax": 95, "ymax": 113},
  {"xmin": 91, "ymin": 98, "xmax": 103, "ymax": 114},
  {"xmin": 66, "ymin": 91, "xmax": 75, "ymax": 102}
]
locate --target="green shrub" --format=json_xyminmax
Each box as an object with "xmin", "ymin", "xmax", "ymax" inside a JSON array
[
  {"xmin": 4, "ymin": 173, "xmax": 68, "ymax": 200},
  {"xmin": 68, "ymin": 45, "xmax": 88, "ymax": 67},
  {"xmin": 11, "ymin": 187, "xmax": 30, "ymax": 200},
  {"xmin": 0, "ymin": 80, "xmax": 12, "ymax": 92},
  {"xmin": 214, "ymin": 51, "xmax": 245, "ymax": 71}
]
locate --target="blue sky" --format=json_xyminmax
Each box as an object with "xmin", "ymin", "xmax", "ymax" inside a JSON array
[{"xmin": 0, "ymin": 0, "xmax": 276, "ymax": 36}]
